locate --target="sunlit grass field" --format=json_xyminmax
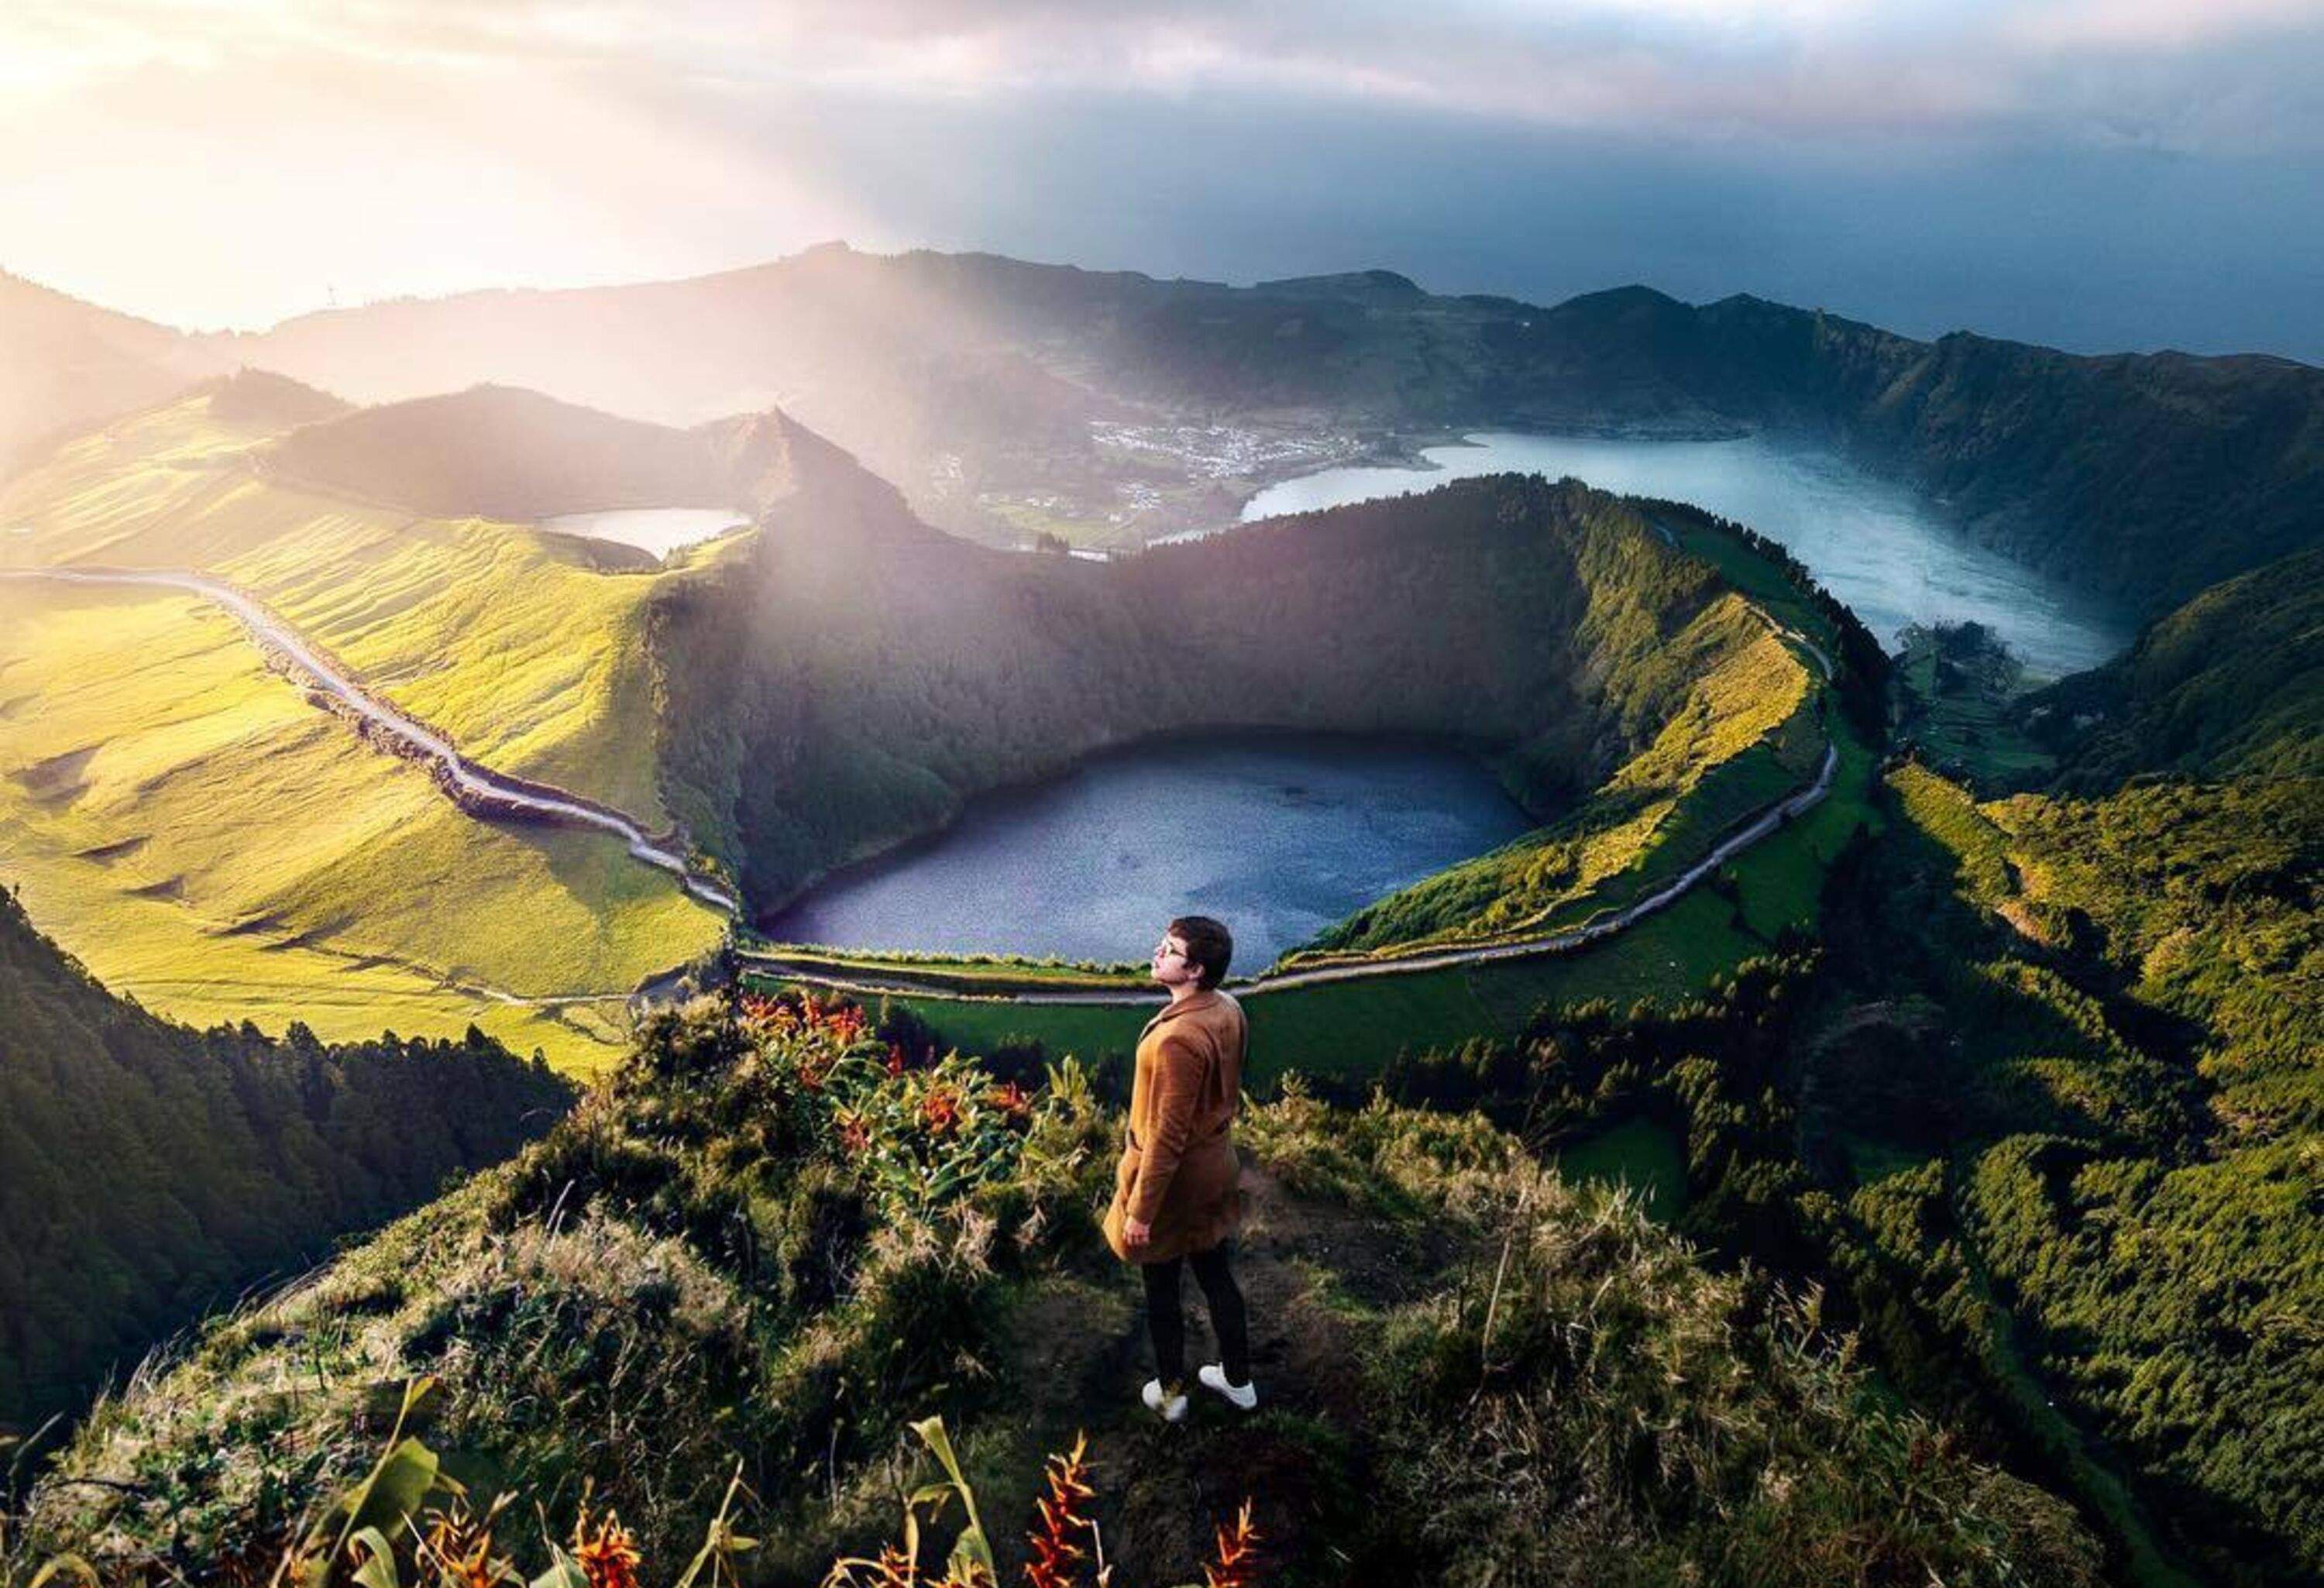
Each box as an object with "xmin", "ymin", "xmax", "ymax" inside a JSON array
[
  {"xmin": 1282, "ymin": 592, "xmax": 1818, "ymax": 962},
  {"xmin": 0, "ymin": 583, "xmax": 720, "ymax": 1073},
  {"xmin": 1, "ymin": 391, "xmax": 679, "ymax": 822}
]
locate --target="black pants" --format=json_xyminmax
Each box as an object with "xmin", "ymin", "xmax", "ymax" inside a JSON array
[{"xmin": 1142, "ymin": 1239, "xmax": 1251, "ymax": 1388}]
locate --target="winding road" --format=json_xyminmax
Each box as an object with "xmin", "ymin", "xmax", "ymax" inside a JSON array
[{"xmin": 3, "ymin": 567, "xmax": 741, "ymax": 914}]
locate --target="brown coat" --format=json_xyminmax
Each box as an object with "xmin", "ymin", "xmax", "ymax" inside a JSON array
[{"xmin": 1102, "ymin": 988, "xmax": 1246, "ymax": 1265}]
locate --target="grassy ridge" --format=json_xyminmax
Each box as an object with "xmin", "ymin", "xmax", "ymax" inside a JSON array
[
  {"xmin": 2, "ymin": 390, "xmax": 684, "ymax": 821},
  {"xmin": 10, "ymin": 997, "xmax": 2102, "ymax": 1586},
  {"xmin": 0, "ymin": 583, "xmax": 720, "ymax": 1071},
  {"xmin": 1305, "ymin": 594, "xmax": 1813, "ymax": 955}
]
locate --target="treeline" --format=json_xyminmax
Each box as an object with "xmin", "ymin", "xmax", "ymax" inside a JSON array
[
  {"xmin": 1631, "ymin": 493, "xmax": 1893, "ymax": 730},
  {"xmin": 651, "ymin": 465, "xmax": 1795, "ymax": 930},
  {"xmin": 0, "ymin": 886, "xmax": 574, "ymax": 1430}
]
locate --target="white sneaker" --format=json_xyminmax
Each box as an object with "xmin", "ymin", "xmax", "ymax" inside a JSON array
[
  {"xmin": 1142, "ymin": 1378, "xmax": 1188, "ymax": 1422},
  {"xmin": 1198, "ymin": 1363, "xmax": 1258, "ymax": 1411}
]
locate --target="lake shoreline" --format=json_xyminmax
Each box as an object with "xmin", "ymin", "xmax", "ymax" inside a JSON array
[{"xmin": 753, "ymin": 724, "xmax": 1541, "ymax": 964}]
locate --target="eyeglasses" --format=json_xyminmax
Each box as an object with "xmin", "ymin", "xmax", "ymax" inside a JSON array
[{"xmin": 1152, "ymin": 939, "xmax": 1189, "ymax": 961}]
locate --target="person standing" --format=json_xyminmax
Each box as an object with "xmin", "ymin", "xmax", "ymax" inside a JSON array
[{"xmin": 1104, "ymin": 915, "xmax": 1257, "ymax": 1421}]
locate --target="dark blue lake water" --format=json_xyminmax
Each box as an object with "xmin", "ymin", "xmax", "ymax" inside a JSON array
[{"xmin": 761, "ymin": 734, "xmax": 1533, "ymax": 968}]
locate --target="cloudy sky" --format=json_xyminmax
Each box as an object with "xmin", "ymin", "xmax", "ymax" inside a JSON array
[{"xmin": 6, "ymin": 0, "xmax": 2321, "ymax": 359}]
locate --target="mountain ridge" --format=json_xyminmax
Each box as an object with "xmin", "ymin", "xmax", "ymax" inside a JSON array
[{"xmin": 15, "ymin": 246, "xmax": 2317, "ymax": 614}]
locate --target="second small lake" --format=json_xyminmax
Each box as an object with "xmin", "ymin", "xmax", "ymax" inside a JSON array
[
  {"xmin": 538, "ymin": 507, "xmax": 749, "ymax": 559},
  {"xmin": 761, "ymin": 733, "xmax": 1535, "ymax": 969}
]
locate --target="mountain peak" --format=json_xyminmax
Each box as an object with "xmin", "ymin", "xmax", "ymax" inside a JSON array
[{"xmin": 1253, "ymin": 268, "xmax": 1424, "ymax": 296}]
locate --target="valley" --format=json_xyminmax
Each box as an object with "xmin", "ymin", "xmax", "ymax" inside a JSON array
[{"xmin": 1, "ymin": 247, "xmax": 2317, "ymax": 1588}]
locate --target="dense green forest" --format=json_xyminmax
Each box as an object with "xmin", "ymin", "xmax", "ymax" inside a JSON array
[
  {"xmin": 9, "ymin": 992, "xmax": 2106, "ymax": 1586},
  {"xmin": 650, "ymin": 466, "xmax": 1803, "ymax": 945},
  {"xmin": 0, "ymin": 886, "xmax": 575, "ymax": 1432},
  {"xmin": 1279, "ymin": 757, "xmax": 2319, "ymax": 1586},
  {"xmin": 1792, "ymin": 764, "xmax": 2324, "ymax": 1586}
]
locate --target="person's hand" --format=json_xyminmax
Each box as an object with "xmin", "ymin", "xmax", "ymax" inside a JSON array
[{"xmin": 1122, "ymin": 1215, "xmax": 1151, "ymax": 1249}]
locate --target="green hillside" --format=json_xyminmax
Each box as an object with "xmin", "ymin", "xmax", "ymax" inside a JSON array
[
  {"xmin": 9, "ymin": 994, "xmax": 2102, "ymax": 1586},
  {"xmin": 0, "ymin": 272, "xmax": 225, "ymax": 473},
  {"xmin": 0, "ymin": 386, "xmax": 742, "ymax": 1068},
  {"xmin": 0, "ymin": 884, "xmax": 573, "ymax": 1431},
  {"xmin": 265, "ymin": 383, "xmax": 803, "ymax": 523},
  {"xmin": 1800, "ymin": 763, "xmax": 2324, "ymax": 1586},
  {"xmin": 2020, "ymin": 545, "xmax": 2324, "ymax": 789}
]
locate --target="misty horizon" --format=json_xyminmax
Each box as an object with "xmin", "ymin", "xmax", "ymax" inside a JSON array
[{"xmin": 12, "ymin": 230, "xmax": 2321, "ymax": 372}]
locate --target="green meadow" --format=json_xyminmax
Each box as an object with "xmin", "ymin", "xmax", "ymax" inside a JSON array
[{"xmin": 0, "ymin": 392, "xmax": 732, "ymax": 1071}]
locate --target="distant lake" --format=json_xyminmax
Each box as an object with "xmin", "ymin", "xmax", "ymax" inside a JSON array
[
  {"xmin": 1243, "ymin": 432, "xmax": 2130, "ymax": 679},
  {"xmin": 539, "ymin": 507, "xmax": 748, "ymax": 559},
  {"xmin": 761, "ymin": 733, "xmax": 1534, "ymax": 968}
]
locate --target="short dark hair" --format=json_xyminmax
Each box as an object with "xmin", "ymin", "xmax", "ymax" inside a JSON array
[{"xmin": 1168, "ymin": 916, "xmax": 1233, "ymax": 990}]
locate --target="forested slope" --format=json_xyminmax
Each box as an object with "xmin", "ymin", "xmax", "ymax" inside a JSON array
[
  {"xmin": 1800, "ymin": 764, "xmax": 2323, "ymax": 1586},
  {"xmin": 0, "ymin": 885, "xmax": 574, "ymax": 1430},
  {"xmin": 2020, "ymin": 544, "xmax": 2324, "ymax": 788}
]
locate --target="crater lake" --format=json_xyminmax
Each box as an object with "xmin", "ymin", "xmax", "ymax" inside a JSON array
[{"xmin": 761, "ymin": 732, "xmax": 1536, "ymax": 969}]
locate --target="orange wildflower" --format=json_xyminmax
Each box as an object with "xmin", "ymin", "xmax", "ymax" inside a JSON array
[
  {"xmin": 1203, "ymin": 1500, "xmax": 1259, "ymax": 1588},
  {"xmin": 1024, "ymin": 1432, "xmax": 1107, "ymax": 1588},
  {"xmin": 421, "ymin": 1497, "xmax": 513, "ymax": 1587},
  {"xmin": 985, "ymin": 1081, "xmax": 1033, "ymax": 1120},
  {"xmin": 572, "ymin": 1506, "xmax": 642, "ymax": 1588},
  {"xmin": 920, "ymin": 1085, "xmax": 963, "ymax": 1137},
  {"xmin": 823, "ymin": 1542, "xmax": 920, "ymax": 1586}
]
